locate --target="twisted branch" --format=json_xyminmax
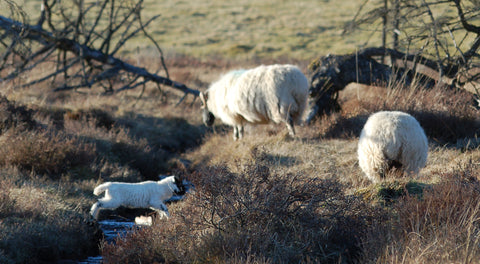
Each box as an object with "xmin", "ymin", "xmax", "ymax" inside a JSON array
[{"xmin": 0, "ymin": 0, "xmax": 199, "ymax": 102}]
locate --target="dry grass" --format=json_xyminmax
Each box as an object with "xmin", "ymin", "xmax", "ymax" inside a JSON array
[
  {"xmin": 1, "ymin": 0, "xmax": 479, "ymax": 262},
  {"xmin": 96, "ymin": 54, "xmax": 479, "ymax": 263},
  {"xmin": 374, "ymin": 162, "xmax": 480, "ymax": 263},
  {"xmin": 17, "ymin": 0, "xmax": 382, "ymax": 60},
  {"xmin": 0, "ymin": 36, "xmax": 478, "ymax": 263}
]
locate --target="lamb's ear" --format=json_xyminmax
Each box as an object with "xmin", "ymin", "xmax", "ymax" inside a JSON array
[
  {"xmin": 173, "ymin": 175, "xmax": 181, "ymax": 183},
  {"xmin": 199, "ymin": 91, "xmax": 208, "ymax": 109},
  {"xmin": 173, "ymin": 176, "xmax": 186, "ymax": 195}
]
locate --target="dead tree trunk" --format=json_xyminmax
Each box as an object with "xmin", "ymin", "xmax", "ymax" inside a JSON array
[{"xmin": 305, "ymin": 47, "xmax": 476, "ymax": 124}]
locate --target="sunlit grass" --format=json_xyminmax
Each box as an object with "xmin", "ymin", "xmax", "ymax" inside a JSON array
[{"xmin": 13, "ymin": 0, "xmax": 381, "ymax": 60}]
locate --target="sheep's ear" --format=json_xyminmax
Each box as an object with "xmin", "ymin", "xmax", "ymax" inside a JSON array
[{"xmin": 199, "ymin": 91, "xmax": 208, "ymax": 108}]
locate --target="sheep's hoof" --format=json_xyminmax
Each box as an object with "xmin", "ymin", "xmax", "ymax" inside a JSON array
[{"xmin": 281, "ymin": 132, "xmax": 295, "ymax": 141}]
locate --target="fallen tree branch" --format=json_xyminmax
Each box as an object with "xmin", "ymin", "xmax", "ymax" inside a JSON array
[
  {"xmin": 0, "ymin": 8, "xmax": 199, "ymax": 99},
  {"xmin": 306, "ymin": 46, "xmax": 478, "ymax": 124},
  {"xmin": 358, "ymin": 47, "xmax": 460, "ymax": 78}
]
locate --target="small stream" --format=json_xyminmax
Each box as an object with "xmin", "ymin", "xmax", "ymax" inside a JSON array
[{"xmin": 78, "ymin": 220, "xmax": 137, "ymax": 264}]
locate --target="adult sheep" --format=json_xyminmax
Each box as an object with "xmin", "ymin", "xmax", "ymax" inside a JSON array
[
  {"xmin": 200, "ymin": 64, "xmax": 309, "ymax": 140},
  {"xmin": 357, "ymin": 111, "xmax": 428, "ymax": 183}
]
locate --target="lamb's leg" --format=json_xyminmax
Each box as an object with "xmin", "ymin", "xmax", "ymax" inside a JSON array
[
  {"xmin": 150, "ymin": 202, "xmax": 170, "ymax": 219},
  {"xmin": 91, "ymin": 198, "xmax": 121, "ymax": 219},
  {"xmin": 90, "ymin": 201, "xmax": 102, "ymax": 220}
]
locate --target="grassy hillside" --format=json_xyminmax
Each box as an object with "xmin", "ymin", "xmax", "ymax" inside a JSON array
[
  {"xmin": 14, "ymin": 0, "xmax": 380, "ymax": 59},
  {"xmin": 139, "ymin": 0, "xmax": 374, "ymax": 59}
]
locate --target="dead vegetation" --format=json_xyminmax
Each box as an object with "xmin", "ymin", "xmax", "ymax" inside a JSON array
[{"xmin": 0, "ymin": 51, "xmax": 478, "ymax": 263}]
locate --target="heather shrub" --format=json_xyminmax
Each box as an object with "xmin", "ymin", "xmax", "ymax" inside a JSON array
[
  {"xmin": 0, "ymin": 173, "xmax": 101, "ymax": 263},
  {"xmin": 371, "ymin": 161, "xmax": 480, "ymax": 263},
  {"xmin": 102, "ymin": 115, "xmax": 205, "ymax": 179},
  {"xmin": 0, "ymin": 128, "xmax": 96, "ymax": 178},
  {"xmin": 0, "ymin": 96, "xmax": 36, "ymax": 133},
  {"xmin": 0, "ymin": 178, "xmax": 14, "ymax": 218},
  {"xmin": 122, "ymin": 115, "xmax": 206, "ymax": 153},
  {"xmin": 109, "ymin": 138, "xmax": 171, "ymax": 180},
  {"xmin": 0, "ymin": 213, "xmax": 99, "ymax": 263},
  {"xmin": 102, "ymin": 162, "xmax": 387, "ymax": 263}
]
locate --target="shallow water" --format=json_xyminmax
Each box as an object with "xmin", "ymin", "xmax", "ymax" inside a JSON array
[{"xmin": 78, "ymin": 220, "xmax": 137, "ymax": 263}]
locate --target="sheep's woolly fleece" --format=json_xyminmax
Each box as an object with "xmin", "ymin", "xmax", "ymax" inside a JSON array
[
  {"xmin": 202, "ymin": 64, "xmax": 308, "ymax": 140},
  {"xmin": 357, "ymin": 111, "xmax": 428, "ymax": 183}
]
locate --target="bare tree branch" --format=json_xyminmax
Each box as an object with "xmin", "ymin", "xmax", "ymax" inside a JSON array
[
  {"xmin": 452, "ymin": 0, "xmax": 480, "ymax": 33},
  {"xmin": 0, "ymin": 0, "xmax": 199, "ymax": 101}
]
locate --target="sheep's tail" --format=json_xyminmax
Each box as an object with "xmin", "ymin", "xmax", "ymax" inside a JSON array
[{"xmin": 93, "ymin": 182, "xmax": 111, "ymax": 196}]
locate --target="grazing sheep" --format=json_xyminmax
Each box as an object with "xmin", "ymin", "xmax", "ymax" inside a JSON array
[
  {"xmin": 357, "ymin": 111, "xmax": 428, "ymax": 183},
  {"xmin": 200, "ymin": 64, "xmax": 309, "ymax": 140},
  {"xmin": 90, "ymin": 176, "xmax": 186, "ymax": 220}
]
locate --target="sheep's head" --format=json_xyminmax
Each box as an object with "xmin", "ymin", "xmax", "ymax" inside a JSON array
[
  {"xmin": 305, "ymin": 55, "xmax": 345, "ymax": 124},
  {"xmin": 200, "ymin": 91, "xmax": 215, "ymax": 126}
]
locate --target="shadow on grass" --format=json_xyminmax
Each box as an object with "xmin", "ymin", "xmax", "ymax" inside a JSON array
[
  {"xmin": 77, "ymin": 113, "xmax": 209, "ymax": 181},
  {"xmin": 357, "ymin": 180, "xmax": 429, "ymax": 206}
]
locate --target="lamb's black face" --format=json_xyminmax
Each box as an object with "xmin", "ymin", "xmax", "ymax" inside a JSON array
[
  {"xmin": 202, "ymin": 108, "xmax": 215, "ymax": 127},
  {"xmin": 174, "ymin": 176, "xmax": 186, "ymax": 196}
]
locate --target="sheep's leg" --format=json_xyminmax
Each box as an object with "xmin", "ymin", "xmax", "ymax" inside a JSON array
[
  {"xmin": 150, "ymin": 202, "xmax": 170, "ymax": 219},
  {"xmin": 286, "ymin": 114, "xmax": 295, "ymax": 137},
  {"xmin": 238, "ymin": 125, "xmax": 244, "ymax": 139},
  {"xmin": 91, "ymin": 197, "xmax": 122, "ymax": 219},
  {"xmin": 90, "ymin": 202, "xmax": 102, "ymax": 220},
  {"xmin": 233, "ymin": 125, "xmax": 244, "ymax": 141},
  {"xmin": 233, "ymin": 126, "xmax": 239, "ymax": 141}
]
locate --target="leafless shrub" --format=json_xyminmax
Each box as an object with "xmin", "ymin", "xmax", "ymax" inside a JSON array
[
  {"xmin": 0, "ymin": 96, "xmax": 36, "ymax": 133},
  {"xmin": 102, "ymin": 162, "xmax": 387, "ymax": 263},
  {"xmin": 0, "ymin": 128, "xmax": 95, "ymax": 177}
]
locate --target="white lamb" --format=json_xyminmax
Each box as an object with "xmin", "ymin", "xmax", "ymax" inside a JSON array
[
  {"xmin": 200, "ymin": 64, "xmax": 309, "ymax": 140},
  {"xmin": 90, "ymin": 176, "xmax": 186, "ymax": 220},
  {"xmin": 357, "ymin": 111, "xmax": 428, "ymax": 183}
]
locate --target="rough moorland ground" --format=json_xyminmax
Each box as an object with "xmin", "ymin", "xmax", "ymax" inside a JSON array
[{"xmin": 1, "ymin": 0, "xmax": 480, "ymax": 263}]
